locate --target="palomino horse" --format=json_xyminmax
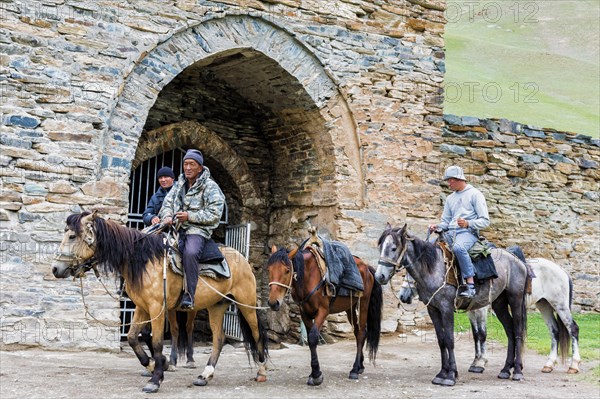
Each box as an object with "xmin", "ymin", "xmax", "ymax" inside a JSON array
[
  {"xmin": 52, "ymin": 212, "xmax": 268, "ymax": 393},
  {"xmin": 267, "ymin": 245, "xmax": 383, "ymax": 385},
  {"xmin": 398, "ymin": 251, "xmax": 581, "ymax": 374},
  {"xmin": 375, "ymin": 224, "xmax": 528, "ymax": 386}
]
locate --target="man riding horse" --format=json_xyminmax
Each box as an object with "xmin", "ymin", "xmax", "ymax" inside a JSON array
[
  {"xmin": 159, "ymin": 149, "xmax": 225, "ymax": 310},
  {"xmin": 428, "ymin": 165, "xmax": 490, "ymax": 298}
]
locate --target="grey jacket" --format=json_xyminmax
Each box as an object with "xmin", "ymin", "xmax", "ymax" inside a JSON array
[
  {"xmin": 438, "ymin": 184, "xmax": 490, "ymax": 232},
  {"xmin": 159, "ymin": 167, "xmax": 225, "ymax": 238}
]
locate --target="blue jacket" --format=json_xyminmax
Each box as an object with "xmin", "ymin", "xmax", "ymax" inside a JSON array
[{"xmin": 142, "ymin": 186, "xmax": 172, "ymax": 226}]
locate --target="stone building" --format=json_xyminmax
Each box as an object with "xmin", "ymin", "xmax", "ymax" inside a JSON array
[{"xmin": 1, "ymin": 1, "xmax": 598, "ymax": 350}]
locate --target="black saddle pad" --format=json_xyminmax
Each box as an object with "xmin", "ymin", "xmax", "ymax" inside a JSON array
[{"xmin": 473, "ymin": 255, "xmax": 498, "ymax": 283}]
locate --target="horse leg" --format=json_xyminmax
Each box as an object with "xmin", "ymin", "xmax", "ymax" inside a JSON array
[
  {"xmin": 193, "ymin": 304, "xmax": 228, "ymax": 387},
  {"xmin": 553, "ymin": 305, "xmax": 581, "ymax": 373},
  {"xmin": 128, "ymin": 310, "xmax": 153, "ymax": 375},
  {"xmin": 167, "ymin": 310, "xmax": 179, "ymax": 369},
  {"xmin": 468, "ymin": 308, "xmax": 488, "ymax": 373},
  {"xmin": 346, "ymin": 302, "xmax": 366, "ymax": 380},
  {"xmin": 143, "ymin": 312, "xmax": 168, "ymax": 393},
  {"xmin": 185, "ymin": 311, "xmax": 197, "ymax": 368},
  {"xmin": 567, "ymin": 319, "xmax": 581, "ymax": 373},
  {"xmin": 492, "ymin": 293, "xmax": 517, "ymax": 380},
  {"xmin": 507, "ymin": 291, "xmax": 526, "ymax": 381},
  {"xmin": 537, "ymin": 300, "xmax": 559, "ymax": 373},
  {"xmin": 428, "ymin": 306, "xmax": 456, "ymax": 386},
  {"xmin": 303, "ymin": 312, "xmax": 326, "ymax": 386},
  {"xmin": 139, "ymin": 323, "xmax": 154, "ymax": 377}
]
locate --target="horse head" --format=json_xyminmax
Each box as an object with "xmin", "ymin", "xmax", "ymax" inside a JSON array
[
  {"xmin": 375, "ymin": 222, "xmax": 410, "ymax": 285},
  {"xmin": 399, "ymin": 274, "xmax": 418, "ymax": 304},
  {"xmin": 52, "ymin": 211, "xmax": 97, "ymax": 278},
  {"xmin": 266, "ymin": 245, "xmax": 297, "ymax": 311}
]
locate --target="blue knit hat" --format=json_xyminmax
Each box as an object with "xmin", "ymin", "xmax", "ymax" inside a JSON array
[
  {"xmin": 183, "ymin": 149, "xmax": 204, "ymax": 166},
  {"xmin": 157, "ymin": 166, "xmax": 175, "ymax": 179}
]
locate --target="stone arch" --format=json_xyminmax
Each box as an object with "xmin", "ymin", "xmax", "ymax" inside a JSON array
[{"xmin": 101, "ymin": 15, "xmax": 363, "ymax": 209}]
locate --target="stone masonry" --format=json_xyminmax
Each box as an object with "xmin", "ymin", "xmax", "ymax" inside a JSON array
[{"xmin": 0, "ymin": 1, "xmax": 597, "ymax": 350}]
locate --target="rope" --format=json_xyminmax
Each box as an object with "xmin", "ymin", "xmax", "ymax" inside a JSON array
[
  {"xmin": 198, "ymin": 276, "xmax": 270, "ymax": 310},
  {"xmin": 78, "ymin": 276, "xmax": 166, "ymax": 328}
]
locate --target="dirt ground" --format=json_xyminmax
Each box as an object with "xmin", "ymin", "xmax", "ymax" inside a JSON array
[{"xmin": 1, "ymin": 332, "xmax": 598, "ymax": 399}]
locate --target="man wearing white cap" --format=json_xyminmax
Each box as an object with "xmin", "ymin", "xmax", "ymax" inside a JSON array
[{"xmin": 428, "ymin": 165, "xmax": 490, "ymax": 298}]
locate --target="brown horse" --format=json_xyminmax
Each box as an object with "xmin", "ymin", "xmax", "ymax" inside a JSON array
[
  {"xmin": 267, "ymin": 245, "xmax": 382, "ymax": 386},
  {"xmin": 52, "ymin": 212, "xmax": 268, "ymax": 393}
]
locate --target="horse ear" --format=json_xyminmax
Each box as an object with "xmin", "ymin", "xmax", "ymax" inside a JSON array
[
  {"xmin": 81, "ymin": 212, "xmax": 95, "ymax": 225},
  {"xmin": 91, "ymin": 209, "xmax": 98, "ymax": 219},
  {"xmin": 385, "ymin": 222, "xmax": 392, "ymax": 231},
  {"xmin": 288, "ymin": 247, "xmax": 298, "ymax": 259},
  {"xmin": 270, "ymin": 245, "xmax": 277, "ymax": 254},
  {"xmin": 400, "ymin": 223, "xmax": 408, "ymax": 237}
]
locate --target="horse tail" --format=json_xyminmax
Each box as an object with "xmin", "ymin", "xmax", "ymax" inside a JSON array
[
  {"xmin": 556, "ymin": 275, "xmax": 576, "ymax": 364},
  {"xmin": 238, "ymin": 308, "xmax": 269, "ymax": 363},
  {"xmin": 519, "ymin": 260, "xmax": 528, "ymax": 358},
  {"xmin": 366, "ymin": 266, "xmax": 383, "ymax": 364},
  {"xmin": 176, "ymin": 310, "xmax": 188, "ymax": 357}
]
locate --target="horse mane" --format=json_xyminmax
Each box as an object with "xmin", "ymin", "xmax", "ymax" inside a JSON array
[
  {"xmin": 410, "ymin": 235, "xmax": 440, "ymax": 273},
  {"xmin": 377, "ymin": 226, "xmax": 439, "ymax": 273},
  {"xmin": 67, "ymin": 212, "xmax": 166, "ymax": 290}
]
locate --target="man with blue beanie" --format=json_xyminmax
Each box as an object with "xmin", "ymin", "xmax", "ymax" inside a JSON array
[
  {"xmin": 142, "ymin": 166, "xmax": 175, "ymax": 226},
  {"xmin": 160, "ymin": 149, "xmax": 225, "ymax": 309},
  {"xmin": 428, "ymin": 165, "xmax": 490, "ymax": 298}
]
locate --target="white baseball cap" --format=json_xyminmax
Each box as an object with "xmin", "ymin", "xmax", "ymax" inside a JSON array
[{"xmin": 443, "ymin": 165, "xmax": 466, "ymax": 181}]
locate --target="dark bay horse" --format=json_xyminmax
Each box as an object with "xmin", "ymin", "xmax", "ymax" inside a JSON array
[
  {"xmin": 375, "ymin": 224, "xmax": 528, "ymax": 386},
  {"xmin": 399, "ymin": 250, "xmax": 581, "ymax": 374},
  {"xmin": 52, "ymin": 212, "xmax": 268, "ymax": 393},
  {"xmin": 267, "ymin": 245, "xmax": 383, "ymax": 385}
]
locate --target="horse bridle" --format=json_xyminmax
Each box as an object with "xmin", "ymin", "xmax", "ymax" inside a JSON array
[
  {"xmin": 54, "ymin": 222, "xmax": 98, "ymax": 278},
  {"xmin": 377, "ymin": 234, "xmax": 411, "ymax": 278},
  {"xmin": 267, "ymin": 257, "xmax": 295, "ymax": 298}
]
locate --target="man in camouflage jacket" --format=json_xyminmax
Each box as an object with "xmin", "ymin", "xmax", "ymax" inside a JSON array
[{"xmin": 159, "ymin": 149, "xmax": 225, "ymax": 309}]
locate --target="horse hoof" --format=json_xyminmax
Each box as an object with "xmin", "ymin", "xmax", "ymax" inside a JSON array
[
  {"xmin": 541, "ymin": 366, "xmax": 553, "ymax": 373},
  {"xmin": 307, "ymin": 374, "xmax": 324, "ymax": 386},
  {"xmin": 512, "ymin": 373, "xmax": 523, "ymax": 381},
  {"xmin": 166, "ymin": 364, "xmax": 177, "ymax": 372},
  {"xmin": 141, "ymin": 370, "xmax": 153, "ymax": 377},
  {"xmin": 498, "ymin": 371, "xmax": 511, "ymax": 379},
  {"xmin": 469, "ymin": 366, "xmax": 485, "ymax": 374},
  {"xmin": 255, "ymin": 374, "xmax": 267, "ymax": 383},
  {"xmin": 432, "ymin": 377, "xmax": 454, "ymax": 386},
  {"xmin": 142, "ymin": 383, "xmax": 160, "ymax": 393},
  {"xmin": 185, "ymin": 362, "xmax": 196, "ymax": 369},
  {"xmin": 358, "ymin": 367, "xmax": 365, "ymax": 375},
  {"xmin": 348, "ymin": 372, "xmax": 359, "ymax": 380},
  {"xmin": 567, "ymin": 367, "xmax": 579, "ymax": 374},
  {"xmin": 193, "ymin": 378, "xmax": 208, "ymax": 386}
]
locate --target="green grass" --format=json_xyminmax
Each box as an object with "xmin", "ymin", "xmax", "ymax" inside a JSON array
[
  {"xmin": 444, "ymin": 0, "xmax": 600, "ymax": 137},
  {"xmin": 455, "ymin": 311, "xmax": 600, "ymax": 383}
]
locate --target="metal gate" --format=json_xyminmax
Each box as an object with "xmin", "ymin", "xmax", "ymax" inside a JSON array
[{"xmin": 222, "ymin": 223, "xmax": 251, "ymax": 341}]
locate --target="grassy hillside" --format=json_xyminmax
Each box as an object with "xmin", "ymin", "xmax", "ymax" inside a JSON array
[{"xmin": 444, "ymin": 0, "xmax": 599, "ymax": 137}]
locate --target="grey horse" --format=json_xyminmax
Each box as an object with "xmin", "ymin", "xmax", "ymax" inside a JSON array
[{"xmin": 375, "ymin": 223, "xmax": 528, "ymax": 386}]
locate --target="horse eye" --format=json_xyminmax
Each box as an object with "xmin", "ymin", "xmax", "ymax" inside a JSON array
[
  {"xmin": 391, "ymin": 247, "xmax": 398, "ymax": 252},
  {"xmin": 69, "ymin": 234, "xmax": 76, "ymax": 240}
]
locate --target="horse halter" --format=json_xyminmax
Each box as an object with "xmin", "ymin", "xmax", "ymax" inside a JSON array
[
  {"xmin": 267, "ymin": 258, "xmax": 295, "ymax": 298},
  {"xmin": 377, "ymin": 234, "xmax": 412, "ymax": 277},
  {"xmin": 54, "ymin": 222, "xmax": 97, "ymax": 278}
]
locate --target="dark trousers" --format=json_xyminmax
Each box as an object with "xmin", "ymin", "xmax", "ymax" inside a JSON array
[{"xmin": 180, "ymin": 234, "xmax": 207, "ymax": 302}]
